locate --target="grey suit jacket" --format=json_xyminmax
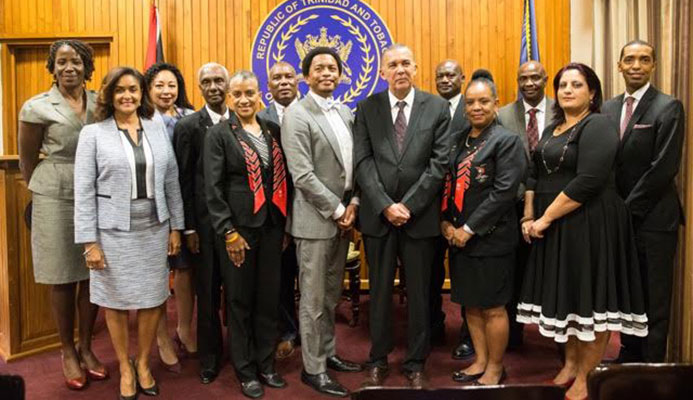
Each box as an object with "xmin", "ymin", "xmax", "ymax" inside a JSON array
[
  {"xmin": 281, "ymin": 94, "xmax": 354, "ymax": 239},
  {"xmin": 74, "ymin": 116, "xmax": 185, "ymax": 243},
  {"xmin": 497, "ymin": 97, "xmax": 556, "ymax": 158}
]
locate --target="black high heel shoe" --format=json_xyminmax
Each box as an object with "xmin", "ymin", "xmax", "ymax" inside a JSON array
[
  {"xmin": 134, "ymin": 359, "xmax": 160, "ymax": 396},
  {"xmin": 119, "ymin": 360, "xmax": 138, "ymax": 400}
]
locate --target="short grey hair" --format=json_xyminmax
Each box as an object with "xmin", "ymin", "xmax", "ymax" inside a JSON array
[
  {"xmin": 197, "ymin": 63, "xmax": 229, "ymax": 83},
  {"xmin": 382, "ymin": 43, "xmax": 415, "ymax": 59}
]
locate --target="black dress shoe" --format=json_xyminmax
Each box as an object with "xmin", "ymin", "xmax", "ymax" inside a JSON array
[
  {"xmin": 327, "ymin": 356, "xmax": 363, "ymax": 372},
  {"xmin": 452, "ymin": 370, "xmax": 484, "ymax": 383},
  {"xmin": 199, "ymin": 368, "xmax": 219, "ymax": 384},
  {"xmin": 259, "ymin": 372, "xmax": 287, "ymax": 388},
  {"xmin": 452, "ymin": 338, "xmax": 475, "ymax": 360},
  {"xmin": 300, "ymin": 370, "xmax": 348, "ymax": 397},
  {"xmin": 241, "ymin": 380, "xmax": 264, "ymax": 399},
  {"xmin": 473, "ymin": 368, "xmax": 507, "ymax": 386},
  {"xmin": 137, "ymin": 380, "xmax": 160, "ymax": 396}
]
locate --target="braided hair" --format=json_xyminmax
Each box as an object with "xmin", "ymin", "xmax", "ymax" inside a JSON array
[{"xmin": 46, "ymin": 39, "xmax": 95, "ymax": 83}]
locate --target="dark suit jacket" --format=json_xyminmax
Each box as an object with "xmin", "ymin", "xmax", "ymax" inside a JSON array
[
  {"xmin": 204, "ymin": 116, "xmax": 288, "ymax": 235},
  {"xmin": 448, "ymin": 95, "xmax": 470, "ymax": 138},
  {"xmin": 603, "ymin": 86, "xmax": 684, "ymax": 231},
  {"xmin": 258, "ymin": 103, "xmax": 280, "ymax": 126},
  {"xmin": 443, "ymin": 124, "xmax": 526, "ymax": 256},
  {"xmin": 173, "ymin": 107, "xmax": 224, "ymax": 232},
  {"xmin": 497, "ymin": 97, "xmax": 557, "ymax": 158},
  {"xmin": 354, "ymin": 89, "xmax": 451, "ymax": 238}
]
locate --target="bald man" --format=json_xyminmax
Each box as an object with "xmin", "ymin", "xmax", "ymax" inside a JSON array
[
  {"xmin": 173, "ymin": 63, "xmax": 234, "ymax": 384},
  {"xmin": 497, "ymin": 60, "xmax": 556, "ymax": 350}
]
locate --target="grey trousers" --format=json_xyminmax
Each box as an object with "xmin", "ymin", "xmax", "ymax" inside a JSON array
[{"xmin": 295, "ymin": 235, "xmax": 349, "ymax": 374}]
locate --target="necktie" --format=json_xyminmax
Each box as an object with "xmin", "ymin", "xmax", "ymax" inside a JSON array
[
  {"xmin": 324, "ymin": 97, "xmax": 339, "ymax": 110},
  {"xmin": 219, "ymin": 115, "xmax": 226, "ymax": 122},
  {"xmin": 526, "ymin": 108, "xmax": 539, "ymax": 152},
  {"xmin": 449, "ymin": 101, "xmax": 455, "ymax": 118},
  {"xmin": 620, "ymin": 96, "xmax": 635, "ymax": 138},
  {"xmin": 394, "ymin": 100, "xmax": 407, "ymax": 152}
]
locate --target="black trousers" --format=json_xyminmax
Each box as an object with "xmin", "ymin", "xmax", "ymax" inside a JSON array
[
  {"xmin": 222, "ymin": 224, "xmax": 283, "ymax": 381},
  {"xmin": 364, "ymin": 230, "xmax": 435, "ymax": 373},
  {"xmin": 195, "ymin": 223, "xmax": 224, "ymax": 371},
  {"xmin": 430, "ymin": 236, "xmax": 470, "ymax": 341},
  {"xmin": 621, "ymin": 229, "xmax": 678, "ymax": 362},
  {"xmin": 506, "ymin": 201, "xmax": 529, "ymax": 343},
  {"xmin": 278, "ymin": 242, "xmax": 299, "ymax": 342}
]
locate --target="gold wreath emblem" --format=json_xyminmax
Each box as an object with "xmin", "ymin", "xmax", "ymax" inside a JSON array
[{"xmin": 271, "ymin": 14, "xmax": 374, "ymax": 105}]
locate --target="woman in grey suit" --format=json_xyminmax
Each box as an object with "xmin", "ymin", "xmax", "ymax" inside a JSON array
[
  {"xmin": 74, "ymin": 67, "xmax": 184, "ymax": 400},
  {"xmin": 18, "ymin": 39, "xmax": 107, "ymax": 390}
]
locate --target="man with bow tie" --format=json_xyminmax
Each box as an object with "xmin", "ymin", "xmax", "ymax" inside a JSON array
[
  {"xmin": 603, "ymin": 40, "xmax": 685, "ymax": 363},
  {"xmin": 281, "ymin": 47, "xmax": 363, "ymax": 398}
]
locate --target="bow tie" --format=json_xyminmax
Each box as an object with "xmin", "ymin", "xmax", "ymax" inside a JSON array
[{"xmin": 320, "ymin": 97, "xmax": 340, "ymax": 111}]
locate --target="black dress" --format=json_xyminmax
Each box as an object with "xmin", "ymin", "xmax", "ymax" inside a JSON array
[{"xmin": 517, "ymin": 113, "xmax": 648, "ymax": 343}]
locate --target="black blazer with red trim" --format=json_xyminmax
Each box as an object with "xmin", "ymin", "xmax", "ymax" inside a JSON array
[{"xmin": 203, "ymin": 115, "xmax": 290, "ymax": 235}]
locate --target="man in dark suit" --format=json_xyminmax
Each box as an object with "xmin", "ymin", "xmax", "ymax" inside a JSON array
[
  {"xmin": 603, "ymin": 40, "xmax": 685, "ymax": 363},
  {"xmin": 258, "ymin": 62, "xmax": 301, "ymax": 360},
  {"xmin": 431, "ymin": 59, "xmax": 475, "ymax": 361},
  {"xmin": 173, "ymin": 62, "xmax": 232, "ymax": 384},
  {"xmin": 355, "ymin": 44, "xmax": 450, "ymax": 388},
  {"xmin": 497, "ymin": 60, "xmax": 556, "ymax": 350}
]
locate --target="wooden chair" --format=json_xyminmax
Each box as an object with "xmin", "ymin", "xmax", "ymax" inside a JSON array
[
  {"xmin": 351, "ymin": 385, "xmax": 565, "ymax": 400},
  {"xmin": 343, "ymin": 236, "xmax": 362, "ymax": 327},
  {"xmin": 587, "ymin": 363, "xmax": 693, "ymax": 400}
]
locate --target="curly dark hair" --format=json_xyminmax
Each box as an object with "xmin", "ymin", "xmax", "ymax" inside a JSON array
[
  {"xmin": 94, "ymin": 67, "xmax": 155, "ymax": 122},
  {"xmin": 143, "ymin": 62, "xmax": 194, "ymax": 110},
  {"xmin": 301, "ymin": 47, "xmax": 343, "ymax": 77},
  {"xmin": 45, "ymin": 39, "xmax": 95, "ymax": 83},
  {"xmin": 552, "ymin": 62, "xmax": 603, "ymax": 125}
]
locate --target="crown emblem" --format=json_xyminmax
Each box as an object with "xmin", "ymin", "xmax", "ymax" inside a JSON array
[{"xmin": 295, "ymin": 27, "xmax": 353, "ymax": 84}]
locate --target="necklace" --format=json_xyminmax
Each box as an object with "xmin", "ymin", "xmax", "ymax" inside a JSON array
[{"xmin": 540, "ymin": 124, "xmax": 578, "ymax": 174}]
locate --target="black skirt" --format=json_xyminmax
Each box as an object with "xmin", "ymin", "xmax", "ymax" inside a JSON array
[
  {"xmin": 517, "ymin": 189, "xmax": 648, "ymax": 343},
  {"xmin": 449, "ymin": 251, "xmax": 514, "ymax": 309}
]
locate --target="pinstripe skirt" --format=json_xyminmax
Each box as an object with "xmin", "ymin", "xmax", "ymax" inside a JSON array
[{"xmin": 90, "ymin": 199, "xmax": 170, "ymax": 310}]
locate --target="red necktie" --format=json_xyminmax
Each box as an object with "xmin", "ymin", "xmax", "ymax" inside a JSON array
[
  {"xmin": 620, "ymin": 97, "xmax": 635, "ymax": 139},
  {"xmin": 527, "ymin": 108, "xmax": 539, "ymax": 152},
  {"xmin": 238, "ymin": 139, "xmax": 266, "ymax": 214},
  {"xmin": 394, "ymin": 101, "xmax": 407, "ymax": 152},
  {"xmin": 271, "ymin": 139, "xmax": 287, "ymax": 216}
]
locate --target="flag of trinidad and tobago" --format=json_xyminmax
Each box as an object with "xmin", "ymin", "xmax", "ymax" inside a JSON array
[{"xmin": 145, "ymin": 0, "xmax": 164, "ymax": 70}]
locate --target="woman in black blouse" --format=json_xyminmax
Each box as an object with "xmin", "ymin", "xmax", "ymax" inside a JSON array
[
  {"xmin": 441, "ymin": 76, "xmax": 526, "ymax": 385},
  {"xmin": 517, "ymin": 63, "xmax": 647, "ymax": 400}
]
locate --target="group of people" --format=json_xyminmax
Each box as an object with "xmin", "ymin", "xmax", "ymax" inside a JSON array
[{"xmin": 17, "ymin": 37, "xmax": 683, "ymax": 400}]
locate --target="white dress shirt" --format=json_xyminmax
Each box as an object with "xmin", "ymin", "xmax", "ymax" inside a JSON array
[
  {"xmin": 205, "ymin": 104, "xmax": 230, "ymax": 124},
  {"xmin": 274, "ymin": 97, "xmax": 298, "ymax": 125},
  {"xmin": 620, "ymin": 82, "xmax": 650, "ymax": 127},
  {"xmin": 523, "ymin": 96, "xmax": 547, "ymax": 139},
  {"xmin": 308, "ymin": 91, "xmax": 357, "ymax": 219},
  {"xmin": 448, "ymin": 92, "xmax": 462, "ymax": 118},
  {"xmin": 388, "ymin": 88, "xmax": 416, "ymax": 124}
]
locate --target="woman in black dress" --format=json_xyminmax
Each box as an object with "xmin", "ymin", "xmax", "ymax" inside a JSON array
[
  {"xmin": 517, "ymin": 63, "xmax": 647, "ymax": 400},
  {"xmin": 441, "ymin": 77, "xmax": 526, "ymax": 386}
]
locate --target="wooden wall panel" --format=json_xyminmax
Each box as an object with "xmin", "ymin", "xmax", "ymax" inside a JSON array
[{"xmin": 1, "ymin": 0, "xmax": 570, "ymax": 154}]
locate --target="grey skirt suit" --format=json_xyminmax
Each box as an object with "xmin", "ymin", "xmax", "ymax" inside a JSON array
[
  {"xmin": 74, "ymin": 117, "xmax": 184, "ymax": 310},
  {"xmin": 19, "ymin": 85, "xmax": 97, "ymax": 284}
]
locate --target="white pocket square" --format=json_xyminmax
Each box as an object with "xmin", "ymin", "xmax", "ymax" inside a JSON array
[{"xmin": 633, "ymin": 124, "xmax": 653, "ymax": 129}]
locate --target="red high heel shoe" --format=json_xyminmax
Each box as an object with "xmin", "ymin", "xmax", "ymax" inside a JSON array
[
  {"xmin": 77, "ymin": 346, "xmax": 109, "ymax": 381},
  {"xmin": 62, "ymin": 353, "xmax": 87, "ymax": 390}
]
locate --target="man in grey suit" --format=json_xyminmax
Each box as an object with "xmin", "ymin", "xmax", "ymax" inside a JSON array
[
  {"xmin": 258, "ymin": 62, "xmax": 301, "ymax": 360},
  {"xmin": 281, "ymin": 47, "xmax": 362, "ymax": 398},
  {"xmin": 355, "ymin": 44, "xmax": 450, "ymax": 388},
  {"xmin": 497, "ymin": 60, "xmax": 555, "ymax": 350}
]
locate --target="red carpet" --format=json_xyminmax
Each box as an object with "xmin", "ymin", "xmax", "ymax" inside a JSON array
[{"xmin": 0, "ymin": 295, "xmax": 620, "ymax": 399}]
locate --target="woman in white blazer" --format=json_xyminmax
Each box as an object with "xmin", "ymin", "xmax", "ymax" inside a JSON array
[{"xmin": 74, "ymin": 66, "xmax": 184, "ymax": 400}]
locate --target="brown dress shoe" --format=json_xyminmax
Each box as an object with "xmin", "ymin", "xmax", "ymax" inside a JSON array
[
  {"xmin": 275, "ymin": 340, "xmax": 295, "ymax": 359},
  {"xmin": 405, "ymin": 371, "xmax": 428, "ymax": 389},
  {"xmin": 361, "ymin": 366, "xmax": 389, "ymax": 388}
]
